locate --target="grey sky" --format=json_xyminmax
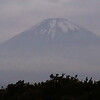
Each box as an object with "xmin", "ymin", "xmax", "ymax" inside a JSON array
[{"xmin": 0, "ymin": 0, "xmax": 100, "ymax": 43}]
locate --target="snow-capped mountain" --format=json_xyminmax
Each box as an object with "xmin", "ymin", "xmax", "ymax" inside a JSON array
[
  {"xmin": 12, "ymin": 18, "xmax": 100, "ymax": 42},
  {"xmin": 29, "ymin": 18, "xmax": 81, "ymax": 39},
  {"xmin": 0, "ymin": 18, "xmax": 100, "ymax": 82},
  {"xmin": 1, "ymin": 18, "xmax": 100, "ymax": 52}
]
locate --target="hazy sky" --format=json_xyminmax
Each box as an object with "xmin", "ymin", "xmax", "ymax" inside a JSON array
[
  {"xmin": 0, "ymin": 0, "xmax": 100, "ymax": 43},
  {"xmin": 0, "ymin": 0, "xmax": 100, "ymax": 84}
]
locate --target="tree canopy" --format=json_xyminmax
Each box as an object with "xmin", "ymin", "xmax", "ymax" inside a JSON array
[{"xmin": 0, "ymin": 74, "xmax": 100, "ymax": 100}]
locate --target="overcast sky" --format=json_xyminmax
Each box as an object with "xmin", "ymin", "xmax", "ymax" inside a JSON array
[{"xmin": 0, "ymin": 0, "xmax": 100, "ymax": 43}]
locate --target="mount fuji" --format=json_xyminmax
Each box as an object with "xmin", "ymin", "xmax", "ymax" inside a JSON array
[
  {"xmin": 0, "ymin": 18, "xmax": 100, "ymax": 82},
  {"xmin": 1, "ymin": 18, "xmax": 100, "ymax": 54}
]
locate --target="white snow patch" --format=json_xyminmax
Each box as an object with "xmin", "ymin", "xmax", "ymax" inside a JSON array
[
  {"xmin": 65, "ymin": 21, "xmax": 80, "ymax": 31},
  {"xmin": 40, "ymin": 29, "xmax": 47, "ymax": 35},
  {"xmin": 32, "ymin": 18, "xmax": 81, "ymax": 39},
  {"xmin": 58, "ymin": 22, "xmax": 69, "ymax": 33},
  {"xmin": 48, "ymin": 19, "xmax": 57, "ymax": 39},
  {"xmin": 58, "ymin": 21, "xmax": 80, "ymax": 33}
]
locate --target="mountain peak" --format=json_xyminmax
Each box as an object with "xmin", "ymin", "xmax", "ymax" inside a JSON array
[
  {"xmin": 2, "ymin": 18, "xmax": 100, "ymax": 47},
  {"xmin": 44, "ymin": 18, "xmax": 68, "ymax": 22},
  {"xmin": 30, "ymin": 18, "xmax": 81, "ymax": 39}
]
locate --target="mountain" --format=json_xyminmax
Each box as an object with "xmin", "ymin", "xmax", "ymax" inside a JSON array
[
  {"xmin": 1, "ymin": 18, "xmax": 100, "ymax": 55},
  {"xmin": 0, "ymin": 18, "xmax": 100, "ymax": 83}
]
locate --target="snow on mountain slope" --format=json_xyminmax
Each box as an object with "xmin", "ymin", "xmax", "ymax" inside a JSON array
[
  {"xmin": 2, "ymin": 18, "xmax": 99, "ymax": 45},
  {"xmin": 38, "ymin": 18, "xmax": 80, "ymax": 39},
  {"xmin": 28, "ymin": 18, "xmax": 85, "ymax": 39},
  {"xmin": 0, "ymin": 18, "xmax": 100, "ymax": 82},
  {"xmin": 0, "ymin": 18, "xmax": 100, "ymax": 55}
]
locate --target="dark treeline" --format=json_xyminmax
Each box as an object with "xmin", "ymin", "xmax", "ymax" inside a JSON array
[{"xmin": 0, "ymin": 74, "xmax": 100, "ymax": 100}]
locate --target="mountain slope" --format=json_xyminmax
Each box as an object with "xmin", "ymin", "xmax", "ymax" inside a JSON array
[
  {"xmin": 0, "ymin": 18, "xmax": 100, "ymax": 53},
  {"xmin": 0, "ymin": 18, "xmax": 100, "ymax": 82}
]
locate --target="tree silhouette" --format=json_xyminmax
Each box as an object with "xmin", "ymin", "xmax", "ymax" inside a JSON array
[{"xmin": 0, "ymin": 74, "xmax": 100, "ymax": 100}]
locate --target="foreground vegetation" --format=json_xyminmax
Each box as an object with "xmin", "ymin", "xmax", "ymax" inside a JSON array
[{"xmin": 0, "ymin": 74, "xmax": 100, "ymax": 100}]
